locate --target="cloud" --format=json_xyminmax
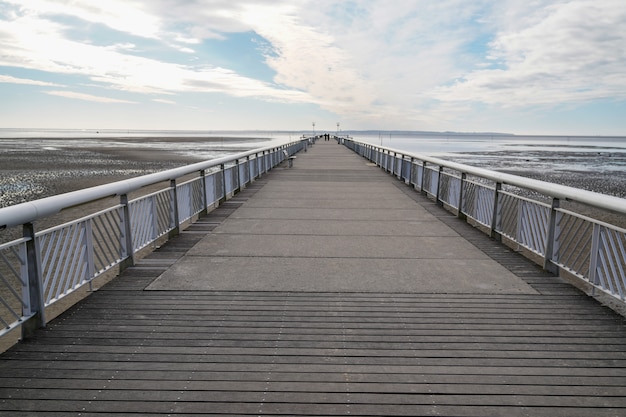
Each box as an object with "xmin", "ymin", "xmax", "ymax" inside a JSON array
[
  {"xmin": 1, "ymin": 0, "xmax": 625, "ymax": 132},
  {"xmin": 0, "ymin": 2, "xmax": 311, "ymax": 102},
  {"xmin": 153, "ymin": 98, "xmax": 176, "ymax": 105},
  {"xmin": 433, "ymin": 0, "xmax": 626, "ymax": 107},
  {"xmin": 45, "ymin": 90, "xmax": 137, "ymax": 103},
  {"xmin": 3, "ymin": 0, "xmax": 163, "ymax": 39},
  {"xmin": 0, "ymin": 74, "xmax": 64, "ymax": 86}
]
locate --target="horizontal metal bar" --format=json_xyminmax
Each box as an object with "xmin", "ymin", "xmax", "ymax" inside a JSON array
[
  {"xmin": 498, "ymin": 189, "xmax": 552, "ymax": 208},
  {"xmin": 0, "ymin": 237, "xmax": 30, "ymax": 250},
  {"xmin": 556, "ymin": 207, "xmax": 626, "ymax": 234}
]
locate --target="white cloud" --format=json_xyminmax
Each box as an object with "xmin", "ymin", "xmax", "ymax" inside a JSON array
[
  {"xmin": 1, "ymin": 0, "xmax": 625, "ymax": 132},
  {"xmin": 45, "ymin": 90, "xmax": 137, "ymax": 103},
  {"xmin": 238, "ymin": 0, "xmax": 493, "ymax": 126},
  {"xmin": 0, "ymin": 4, "xmax": 311, "ymax": 102},
  {"xmin": 433, "ymin": 0, "xmax": 626, "ymax": 107},
  {"xmin": 4, "ymin": 0, "xmax": 163, "ymax": 39},
  {"xmin": 0, "ymin": 74, "xmax": 63, "ymax": 86},
  {"xmin": 153, "ymin": 98, "xmax": 176, "ymax": 105}
]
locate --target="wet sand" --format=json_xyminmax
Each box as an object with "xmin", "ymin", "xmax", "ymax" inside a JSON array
[
  {"xmin": 0, "ymin": 137, "xmax": 254, "ymax": 208},
  {"xmin": 446, "ymin": 150, "xmax": 626, "ymax": 199}
]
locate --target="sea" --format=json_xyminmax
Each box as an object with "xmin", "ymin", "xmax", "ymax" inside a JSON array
[{"xmin": 1, "ymin": 129, "xmax": 626, "ymax": 209}]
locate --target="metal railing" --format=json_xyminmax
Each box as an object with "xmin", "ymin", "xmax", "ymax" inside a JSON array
[
  {"xmin": 0, "ymin": 138, "xmax": 309, "ymax": 339},
  {"xmin": 343, "ymin": 138, "xmax": 626, "ymax": 305}
]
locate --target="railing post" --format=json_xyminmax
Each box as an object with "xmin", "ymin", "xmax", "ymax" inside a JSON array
[
  {"xmin": 200, "ymin": 169, "xmax": 209, "ymax": 213},
  {"xmin": 21, "ymin": 222, "xmax": 46, "ymax": 339},
  {"xmin": 234, "ymin": 159, "xmax": 241, "ymax": 193},
  {"xmin": 588, "ymin": 224, "xmax": 601, "ymax": 295},
  {"xmin": 219, "ymin": 163, "xmax": 227, "ymax": 203},
  {"xmin": 421, "ymin": 162, "xmax": 428, "ymax": 195},
  {"xmin": 84, "ymin": 220, "xmax": 96, "ymax": 291},
  {"xmin": 118, "ymin": 194, "xmax": 135, "ymax": 271},
  {"xmin": 543, "ymin": 198, "xmax": 560, "ymax": 274},
  {"xmin": 170, "ymin": 179, "xmax": 180, "ymax": 237},
  {"xmin": 247, "ymin": 155, "xmax": 253, "ymax": 183},
  {"xmin": 458, "ymin": 173, "xmax": 467, "ymax": 220},
  {"xmin": 435, "ymin": 166, "xmax": 444, "ymax": 206},
  {"xmin": 490, "ymin": 182, "xmax": 502, "ymax": 240}
]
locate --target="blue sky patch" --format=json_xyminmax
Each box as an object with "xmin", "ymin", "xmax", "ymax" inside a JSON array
[{"xmin": 195, "ymin": 32, "xmax": 277, "ymax": 83}]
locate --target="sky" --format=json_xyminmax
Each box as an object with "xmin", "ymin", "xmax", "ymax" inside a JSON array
[{"xmin": 1, "ymin": 0, "xmax": 625, "ymax": 135}]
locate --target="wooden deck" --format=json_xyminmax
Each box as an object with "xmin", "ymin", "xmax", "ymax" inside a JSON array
[{"xmin": 1, "ymin": 141, "xmax": 626, "ymax": 416}]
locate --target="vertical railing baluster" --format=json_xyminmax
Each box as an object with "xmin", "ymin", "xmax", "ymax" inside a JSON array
[
  {"xmin": 247, "ymin": 155, "xmax": 252, "ymax": 184},
  {"xmin": 436, "ymin": 166, "xmax": 444, "ymax": 205},
  {"xmin": 490, "ymin": 182, "xmax": 502, "ymax": 240},
  {"xmin": 84, "ymin": 220, "xmax": 96, "ymax": 291},
  {"xmin": 589, "ymin": 224, "xmax": 601, "ymax": 295},
  {"xmin": 19, "ymin": 242, "xmax": 30, "ymax": 318},
  {"xmin": 200, "ymin": 169, "xmax": 208, "ymax": 213},
  {"xmin": 421, "ymin": 162, "xmax": 428, "ymax": 195},
  {"xmin": 21, "ymin": 222, "xmax": 45, "ymax": 338},
  {"xmin": 119, "ymin": 194, "xmax": 135, "ymax": 270},
  {"xmin": 517, "ymin": 200, "xmax": 525, "ymax": 246},
  {"xmin": 458, "ymin": 173, "xmax": 467, "ymax": 220},
  {"xmin": 151, "ymin": 195, "xmax": 159, "ymax": 243},
  {"xmin": 544, "ymin": 198, "xmax": 560, "ymax": 274},
  {"xmin": 219, "ymin": 163, "xmax": 226, "ymax": 204},
  {"xmin": 170, "ymin": 179, "xmax": 180, "ymax": 236},
  {"xmin": 551, "ymin": 210, "xmax": 563, "ymax": 267},
  {"xmin": 234, "ymin": 159, "xmax": 241, "ymax": 193}
]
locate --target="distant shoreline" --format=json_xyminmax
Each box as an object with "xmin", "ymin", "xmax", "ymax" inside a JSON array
[{"xmin": 1, "ymin": 128, "xmax": 625, "ymax": 141}]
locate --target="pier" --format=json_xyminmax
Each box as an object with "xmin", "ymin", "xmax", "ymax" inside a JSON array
[{"xmin": 1, "ymin": 140, "xmax": 626, "ymax": 416}]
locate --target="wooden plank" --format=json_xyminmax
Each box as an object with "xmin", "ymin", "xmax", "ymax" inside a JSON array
[
  {"xmin": 8, "ymin": 343, "xmax": 626, "ymax": 362},
  {"xmin": 3, "ymin": 378, "xmax": 626, "ymax": 398},
  {"xmin": 2, "ymin": 399, "xmax": 625, "ymax": 417},
  {"xmin": 4, "ymin": 388, "xmax": 626, "ymax": 408}
]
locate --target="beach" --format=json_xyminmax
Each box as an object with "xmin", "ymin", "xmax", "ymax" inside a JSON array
[
  {"xmin": 1, "ymin": 134, "xmax": 625, "ymax": 227},
  {"xmin": 0, "ymin": 136, "xmax": 271, "ymax": 209},
  {"xmin": 442, "ymin": 148, "xmax": 626, "ymax": 199}
]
